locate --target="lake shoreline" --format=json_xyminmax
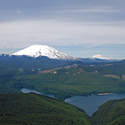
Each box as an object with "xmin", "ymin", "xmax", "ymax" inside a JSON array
[
  {"xmin": 97, "ymin": 92, "xmax": 113, "ymax": 96},
  {"xmin": 20, "ymin": 88, "xmax": 125, "ymax": 116},
  {"xmin": 65, "ymin": 93, "xmax": 125, "ymax": 116}
]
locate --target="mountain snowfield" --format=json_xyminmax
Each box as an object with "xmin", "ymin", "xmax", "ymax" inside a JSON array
[
  {"xmin": 12, "ymin": 45, "xmax": 74, "ymax": 60},
  {"xmin": 92, "ymin": 54, "xmax": 110, "ymax": 60},
  {"xmin": 12, "ymin": 44, "xmax": 112, "ymax": 61}
]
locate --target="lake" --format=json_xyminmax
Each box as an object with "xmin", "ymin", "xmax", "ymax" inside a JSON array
[
  {"xmin": 65, "ymin": 93, "xmax": 125, "ymax": 116},
  {"xmin": 21, "ymin": 88, "xmax": 125, "ymax": 116},
  {"xmin": 21, "ymin": 88, "xmax": 56, "ymax": 98}
]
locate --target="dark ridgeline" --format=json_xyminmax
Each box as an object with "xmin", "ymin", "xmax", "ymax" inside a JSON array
[
  {"xmin": 91, "ymin": 99, "xmax": 125, "ymax": 125},
  {"xmin": 0, "ymin": 93, "xmax": 90, "ymax": 125}
]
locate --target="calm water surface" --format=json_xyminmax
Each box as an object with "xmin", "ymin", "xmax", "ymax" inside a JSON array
[
  {"xmin": 21, "ymin": 88, "xmax": 125, "ymax": 116},
  {"xmin": 65, "ymin": 94, "xmax": 125, "ymax": 116},
  {"xmin": 21, "ymin": 88, "xmax": 56, "ymax": 98}
]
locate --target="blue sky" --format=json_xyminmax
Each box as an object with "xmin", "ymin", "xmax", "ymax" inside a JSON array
[{"xmin": 0, "ymin": 0, "xmax": 125, "ymax": 59}]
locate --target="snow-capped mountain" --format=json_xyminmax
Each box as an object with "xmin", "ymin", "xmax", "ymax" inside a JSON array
[
  {"xmin": 12, "ymin": 45, "xmax": 73, "ymax": 60},
  {"xmin": 92, "ymin": 54, "xmax": 110, "ymax": 60}
]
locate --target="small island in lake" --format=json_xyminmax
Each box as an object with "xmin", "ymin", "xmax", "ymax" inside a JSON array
[{"xmin": 97, "ymin": 93, "xmax": 112, "ymax": 96}]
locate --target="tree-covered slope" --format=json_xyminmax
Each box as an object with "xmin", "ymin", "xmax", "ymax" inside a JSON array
[
  {"xmin": 0, "ymin": 55, "xmax": 74, "ymax": 72},
  {"xmin": 0, "ymin": 93, "xmax": 90, "ymax": 125},
  {"xmin": 91, "ymin": 99, "xmax": 125, "ymax": 125},
  {"xmin": 17, "ymin": 65, "xmax": 125, "ymax": 98},
  {"xmin": 0, "ymin": 55, "xmax": 125, "ymax": 99},
  {"xmin": 83, "ymin": 60, "xmax": 125, "ymax": 77}
]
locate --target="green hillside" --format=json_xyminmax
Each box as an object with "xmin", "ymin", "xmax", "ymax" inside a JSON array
[
  {"xmin": 0, "ymin": 65, "xmax": 125, "ymax": 98},
  {"xmin": 0, "ymin": 93, "xmax": 90, "ymax": 125},
  {"xmin": 1, "ymin": 93, "xmax": 125, "ymax": 125},
  {"xmin": 0, "ymin": 55, "xmax": 125, "ymax": 99},
  {"xmin": 17, "ymin": 64, "xmax": 125, "ymax": 98},
  {"xmin": 91, "ymin": 99, "xmax": 125, "ymax": 125}
]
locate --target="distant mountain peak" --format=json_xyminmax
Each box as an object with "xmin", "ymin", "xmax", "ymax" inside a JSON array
[
  {"xmin": 92, "ymin": 54, "xmax": 110, "ymax": 60},
  {"xmin": 12, "ymin": 44, "xmax": 73, "ymax": 60}
]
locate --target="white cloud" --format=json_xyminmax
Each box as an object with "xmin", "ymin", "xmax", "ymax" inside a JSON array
[{"xmin": 0, "ymin": 19, "xmax": 125, "ymax": 48}]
